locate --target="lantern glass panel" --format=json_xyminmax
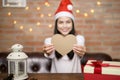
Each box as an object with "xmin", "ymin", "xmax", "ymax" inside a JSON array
[
  {"xmin": 18, "ymin": 61, "xmax": 24, "ymax": 76},
  {"xmin": 10, "ymin": 61, "xmax": 15, "ymax": 74}
]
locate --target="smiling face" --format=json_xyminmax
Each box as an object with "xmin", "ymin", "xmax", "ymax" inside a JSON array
[{"xmin": 57, "ymin": 17, "xmax": 73, "ymax": 36}]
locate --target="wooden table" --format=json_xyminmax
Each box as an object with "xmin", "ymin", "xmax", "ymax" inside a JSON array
[{"xmin": 0, "ymin": 73, "xmax": 84, "ymax": 80}]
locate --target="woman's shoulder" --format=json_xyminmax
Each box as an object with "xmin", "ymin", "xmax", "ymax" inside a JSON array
[
  {"xmin": 44, "ymin": 37, "xmax": 52, "ymax": 44},
  {"xmin": 76, "ymin": 34, "xmax": 85, "ymax": 40},
  {"xmin": 76, "ymin": 35, "xmax": 85, "ymax": 45},
  {"xmin": 45, "ymin": 37, "xmax": 52, "ymax": 41}
]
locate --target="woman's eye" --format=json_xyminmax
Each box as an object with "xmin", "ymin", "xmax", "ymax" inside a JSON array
[
  {"xmin": 66, "ymin": 21, "xmax": 71, "ymax": 23},
  {"xmin": 58, "ymin": 21, "xmax": 63, "ymax": 24}
]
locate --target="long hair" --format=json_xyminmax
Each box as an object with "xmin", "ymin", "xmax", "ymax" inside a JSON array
[
  {"xmin": 53, "ymin": 18, "xmax": 76, "ymax": 60},
  {"xmin": 54, "ymin": 19, "xmax": 76, "ymax": 35}
]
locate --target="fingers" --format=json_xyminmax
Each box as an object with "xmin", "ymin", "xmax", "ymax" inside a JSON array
[
  {"xmin": 43, "ymin": 44, "xmax": 55, "ymax": 55},
  {"xmin": 73, "ymin": 45, "xmax": 86, "ymax": 52},
  {"xmin": 73, "ymin": 45, "xmax": 86, "ymax": 56}
]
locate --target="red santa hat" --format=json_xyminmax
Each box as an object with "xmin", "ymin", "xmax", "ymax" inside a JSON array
[{"xmin": 55, "ymin": 0, "xmax": 74, "ymax": 20}]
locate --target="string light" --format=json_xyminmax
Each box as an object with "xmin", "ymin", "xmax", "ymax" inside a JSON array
[
  {"xmin": 13, "ymin": 20, "xmax": 17, "ymax": 24},
  {"xmin": 29, "ymin": 28, "xmax": 33, "ymax": 32},
  {"xmin": 36, "ymin": 7, "xmax": 40, "ymax": 11},
  {"xmin": 76, "ymin": 9, "xmax": 80, "ymax": 13},
  {"xmin": 97, "ymin": 1, "xmax": 101, "ymax": 6},
  {"xmin": 36, "ymin": 22, "xmax": 41, "ymax": 26},
  {"xmin": 48, "ymin": 13, "xmax": 52, "ymax": 17},
  {"xmin": 20, "ymin": 26, "xmax": 24, "ymax": 30},
  {"xmin": 45, "ymin": 2, "xmax": 48, "ymax": 6},
  {"xmin": 6, "ymin": 1, "xmax": 102, "ymax": 32},
  {"xmin": 8, "ymin": 12, "xmax": 12, "ymax": 16},
  {"xmin": 84, "ymin": 13, "xmax": 88, "ymax": 17},
  {"xmin": 25, "ymin": 6, "xmax": 29, "ymax": 10},
  {"xmin": 48, "ymin": 24, "xmax": 52, "ymax": 28},
  {"xmin": 45, "ymin": 1, "xmax": 50, "ymax": 7},
  {"xmin": 90, "ymin": 9, "xmax": 94, "ymax": 13},
  {"xmin": 40, "ymin": 14, "xmax": 44, "ymax": 18}
]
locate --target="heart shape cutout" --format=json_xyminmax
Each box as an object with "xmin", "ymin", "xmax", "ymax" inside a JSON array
[{"xmin": 51, "ymin": 34, "xmax": 76, "ymax": 56}]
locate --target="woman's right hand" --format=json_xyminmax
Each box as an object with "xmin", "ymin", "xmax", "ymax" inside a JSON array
[{"xmin": 43, "ymin": 44, "xmax": 55, "ymax": 56}]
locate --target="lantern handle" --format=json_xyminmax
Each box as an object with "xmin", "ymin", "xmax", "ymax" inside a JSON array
[{"xmin": 11, "ymin": 44, "xmax": 23, "ymax": 52}]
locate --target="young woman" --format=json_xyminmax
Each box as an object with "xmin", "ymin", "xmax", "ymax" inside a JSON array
[{"xmin": 43, "ymin": 0, "xmax": 86, "ymax": 73}]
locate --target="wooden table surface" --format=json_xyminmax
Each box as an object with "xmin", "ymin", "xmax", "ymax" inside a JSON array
[{"xmin": 0, "ymin": 73, "xmax": 84, "ymax": 80}]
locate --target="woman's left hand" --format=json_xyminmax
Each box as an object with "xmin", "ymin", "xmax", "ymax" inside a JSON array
[{"xmin": 73, "ymin": 44, "xmax": 86, "ymax": 57}]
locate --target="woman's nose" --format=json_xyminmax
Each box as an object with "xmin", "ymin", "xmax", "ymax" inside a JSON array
[{"xmin": 63, "ymin": 23, "xmax": 67, "ymax": 27}]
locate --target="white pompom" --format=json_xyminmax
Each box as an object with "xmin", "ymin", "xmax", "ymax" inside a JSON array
[{"xmin": 67, "ymin": 4, "xmax": 73, "ymax": 10}]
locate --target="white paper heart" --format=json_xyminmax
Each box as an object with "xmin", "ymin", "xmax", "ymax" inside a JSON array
[{"xmin": 51, "ymin": 34, "xmax": 76, "ymax": 55}]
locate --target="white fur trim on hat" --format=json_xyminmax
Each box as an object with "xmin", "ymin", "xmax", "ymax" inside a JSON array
[{"xmin": 55, "ymin": 11, "xmax": 74, "ymax": 20}]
